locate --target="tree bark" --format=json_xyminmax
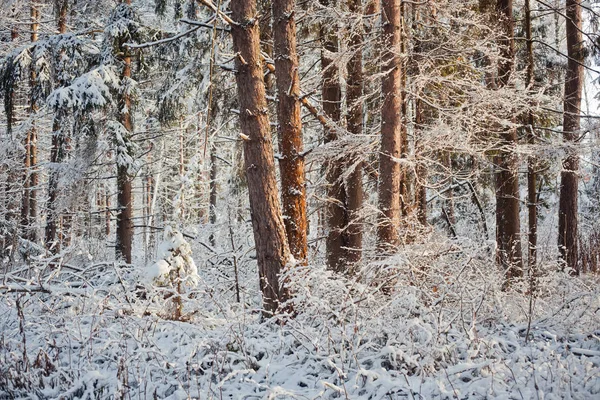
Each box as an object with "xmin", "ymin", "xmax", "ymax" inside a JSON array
[
  {"xmin": 495, "ymin": 0, "xmax": 523, "ymax": 280},
  {"xmin": 345, "ymin": 0, "xmax": 364, "ymax": 267},
  {"xmin": 524, "ymin": 0, "xmax": 537, "ymax": 270},
  {"xmin": 273, "ymin": 0, "xmax": 308, "ymax": 263},
  {"xmin": 22, "ymin": 0, "xmax": 39, "ymax": 243},
  {"xmin": 558, "ymin": 0, "xmax": 583, "ymax": 273},
  {"xmin": 46, "ymin": 0, "xmax": 69, "ymax": 252},
  {"xmin": 320, "ymin": 0, "xmax": 347, "ymax": 272},
  {"xmin": 115, "ymin": 0, "xmax": 134, "ymax": 263},
  {"xmin": 377, "ymin": 0, "xmax": 403, "ymax": 251},
  {"xmin": 230, "ymin": 0, "xmax": 292, "ymax": 314}
]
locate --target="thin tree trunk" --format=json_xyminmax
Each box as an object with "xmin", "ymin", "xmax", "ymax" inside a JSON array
[
  {"xmin": 209, "ymin": 144, "xmax": 217, "ymax": 247},
  {"xmin": 558, "ymin": 0, "xmax": 583, "ymax": 273},
  {"xmin": 524, "ymin": 0, "xmax": 537, "ymax": 270},
  {"xmin": 495, "ymin": 0, "xmax": 523, "ymax": 280},
  {"xmin": 321, "ymin": 0, "xmax": 347, "ymax": 272},
  {"xmin": 230, "ymin": 0, "xmax": 292, "ymax": 314},
  {"xmin": 115, "ymin": 0, "xmax": 134, "ymax": 263},
  {"xmin": 46, "ymin": 0, "xmax": 69, "ymax": 252},
  {"xmin": 22, "ymin": 1, "xmax": 39, "ymax": 242},
  {"xmin": 377, "ymin": 0, "xmax": 403, "ymax": 251},
  {"xmin": 345, "ymin": 0, "xmax": 364, "ymax": 267},
  {"xmin": 415, "ymin": 98, "xmax": 427, "ymax": 225},
  {"xmin": 273, "ymin": 0, "xmax": 308, "ymax": 263}
]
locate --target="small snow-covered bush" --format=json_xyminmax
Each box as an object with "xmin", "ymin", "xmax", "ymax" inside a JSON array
[{"xmin": 147, "ymin": 227, "xmax": 199, "ymax": 320}]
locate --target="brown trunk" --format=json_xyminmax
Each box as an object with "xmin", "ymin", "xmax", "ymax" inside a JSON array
[
  {"xmin": 377, "ymin": 0, "xmax": 403, "ymax": 251},
  {"xmin": 209, "ymin": 144, "xmax": 217, "ymax": 247},
  {"xmin": 115, "ymin": 0, "xmax": 134, "ymax": 263},
  {"xmin": 415, "ymin": 98, "xmax": 427, "ymax": 225},
  {"xmin": 495, "ymin": 0, "xmax": 523, "ymax": 280},
  {"xmin": 524, "ymin": 0, "xmax": 537, "ymax": 270},
  {"xmin": 46, "ymin": 0, "xmax": 69, "ymax": 252},
  {"xmin": 558, "ymin": 0, "xmax": 583, "ymax": 273},
  {"xmin": 273, "ymin": 0, "xmax": 308, "ymax": 263},
  {"xmin": 230, "ymin": 0, "xmax": 292, "ymax": 314},
  {"xmin": 321, "ymin": 0, "xmax": 347, "ymax": 272},
  {"xmin": 22, "ymin": 1, "xmax": 39, "ymax": 242},
  {"xmin": 345, "ymin": 0, "xmax": 364, "ymax": 267}
]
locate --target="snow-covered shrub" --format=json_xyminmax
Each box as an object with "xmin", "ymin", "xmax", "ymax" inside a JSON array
[{"xmin": 147, "ymin": 227, "xmax": 199, "ymax": 320}]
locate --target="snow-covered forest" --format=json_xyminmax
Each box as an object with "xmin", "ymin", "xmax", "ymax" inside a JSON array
[{"xmin": 1, "ymin": 0, "xmax": 599, "ymax": 398}]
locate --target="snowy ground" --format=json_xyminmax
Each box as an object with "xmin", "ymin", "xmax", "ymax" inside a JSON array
[{"xmin": 1, "ymin": 237, "xmax": 599, "ymax": 399}]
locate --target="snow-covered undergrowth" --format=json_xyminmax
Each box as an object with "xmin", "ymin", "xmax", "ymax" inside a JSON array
[{"xmin": 1, "ymin": 236, "xmax": 599, "ymax": 399}]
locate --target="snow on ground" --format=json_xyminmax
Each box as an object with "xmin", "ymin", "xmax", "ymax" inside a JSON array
[{"xmin": 1, "ymin": 237, "xmax": 599, "ymax": 399}]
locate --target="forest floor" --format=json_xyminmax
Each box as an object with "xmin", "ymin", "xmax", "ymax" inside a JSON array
[{"xmin": 1, "ymin": 236, "xmax": 599, "ymax": 399}]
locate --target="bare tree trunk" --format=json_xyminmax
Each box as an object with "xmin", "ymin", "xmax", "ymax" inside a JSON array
[
  {"xmin": 273, "ymin": 0, "xmax": 308, "ymax": 263},
  {"xmin": 415, "ymin": 98, "xmax": 427, "ymax": 225},
  {"xmin": 46, "ymin": 0, "xmax": 69, "ymax": 252},
  {"xmin": 345, "ymin": 0, "xmax": 364, "ymax": 267},
  {"xmin": 495, "ymin": 0, "xmax": 523, "ymax": 280},
  {"xmin": 558, "ymin": 0, "xmax": 583, "ymax": 273},
  {"xmin": 208, "ymin": 144, "xmax": 217, "ymax": 247},
  {"xmin": 524, "ymin": 0, "xmax": 537, "ymax": 270},
  {"xmin": 115, "ymin": 0, "xmax": 134, "ymax": 263},
  {"xmin": 230, "ymin": 0, "xmax": 292, "ymax": 314},
  {"xmin": 320, "ymin": 0, "xmax": 347, "ymax": 272},
  {"xmin": 22, "ymin": 1, "xmax": 39, "ymax": 243},
  {"xmin": 377, "ymin": 0, "xmax": 403, "ymax": 251}
]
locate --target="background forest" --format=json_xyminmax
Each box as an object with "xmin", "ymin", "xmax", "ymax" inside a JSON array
[{"xmin": 1, "ymin": 0, "xmax": 599, "ymax": 398}]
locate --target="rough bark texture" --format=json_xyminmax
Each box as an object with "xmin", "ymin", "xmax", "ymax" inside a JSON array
[
  {"xmin": 46, "ymin": 0, "xmax": 69, "ymax": 251},
  {"xmin": 22, "ymin": 1, "xmax": 39, "ymax": 242},
  {"xmin": 230, "ymin": 0, "xmax": 292, "ymax": 314},
  {"xmin": 524, "ymin": 0, "xmax": 537, "ymax": 270},
  {"xmin": 273, "ymin": 0, "xmax": 308, "ymax": 263},
  {"xmin": 377, "ymin": 0, "xmax": 403, "ymax": 251},
  {"xmin": 320, "ymin": 0, "xmax": 347, "ymax": 272},
  {"xmin": 558, "ymin": 0, "xmax": 583, "ymax": 273},
  {"xmin": 115, "ymin": 0, "xmax": 134, "ymax": 264},
  {"xmin": 495, "ymin": 0, "xmax": 523, "ymax": 280},
  {"xmin": 345, "ymin": 0, "xmax": 364, "ymax": 267}
]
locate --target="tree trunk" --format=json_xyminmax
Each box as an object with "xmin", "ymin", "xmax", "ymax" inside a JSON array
[
  {"xmin": 209, "ymin": 144, "xmax": 217, "ymax": 247},
  {"xmin": 46, "ymin": 0, "xmax": 69, "ymax": 252},
  {"xmin": 345, "ymin": 0, "xmax": 364, "ymax": 267},
  {"xmin": 273, "ymin": 0, "xmax": 308, "ymax": 263},
  {"xmin": 115, "ymin": 0, "xmax": 134, "ymax": 263},
  {"xmin": 377, "ymin": 0, "xmax": 403, "ymax": 251},
  {"xmin": 495, "ymin": 0, "xmax": 523, "ymax": 280},
  {"xmin": 230, "ymin": 0, "xmax": 292, "ymax": 314},
  {"xmin": 22, "ymin": 0, "xmax": 39, "ymax": 242},
  {"xmin": 558, "ymin": 0, "xmax": 583, "ymax": 273},
  {"xmin": 524, "ymin": 0, "xmax": 537, "ymax": 270},
  {"xmin": 321, "ymin": 0, "xmax": 347, "ymax": 272}
]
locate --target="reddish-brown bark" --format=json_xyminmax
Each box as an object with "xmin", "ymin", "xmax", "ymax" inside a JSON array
[
  {"xmin": 558, "ymin": 0, "xmax": 583, "ymax": 273},
  {"xmin": 273, "ymin": 0, "xmax": 308, "ymax": 263},
  {"xmin": 231, "ymin": 0, "xmax": 292, "ymax": 313},
  {"xmin": 495, "ymin": 0, "xmax": 523, "ymax": 280},
  {"xmin": 377, "ymin": 0, "xmax": 403, "ymax": 251}
]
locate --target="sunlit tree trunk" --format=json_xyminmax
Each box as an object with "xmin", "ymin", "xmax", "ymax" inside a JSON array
[
  {"xmin": 230, "ymin": 0, "xmax": 292, "ymax": 314},
  {"xmin": 273, "ymin": 0, "xmax": 308, "ymax": 263},
  {"xmin": 558, "ymin": 0, "xmax": 583, "ymax": 273},
  {"xmin": 377, "ymin": 0, "xmax": 403, "ymax": 251}
]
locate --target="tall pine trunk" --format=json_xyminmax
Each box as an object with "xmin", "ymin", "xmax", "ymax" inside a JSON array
[
  {"xmin": 495, "ymin": 0, "xmax": 523, "ymax": 280},
  {"xmin": 22, "ymin": 0, "xmax": 39, "ymax": 242},
  {"xmin": 345, "ymin": 0, "xmax": 364, "ymax": 268},
  {"xmin": 273, "ymin": 0, "xmax": 308, "ymax": 263},
  {"xmin": 377, "ymin": 0, "xmax": 403, "ymax": 251},
  {"xmin": 321, "ymin": 0, "xmax": 347, "ymax": 271},
  {"xmin": 524, "ymin": 0, "xmax": 537, "ymax": 270},
  {"xmin": 230, "ymin": 0, "xmax": 292, "ymax": 314},
  {"xmin": 46, "ymin": 0, "xmax": 69, "ymax": 251},
  {"xmin": 558, "ymin": 0, "xmax": 583, "ymax": 273},
  {"xmin": 115, "ymin": 0, "xmax": 134, "ymax": 263}
]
